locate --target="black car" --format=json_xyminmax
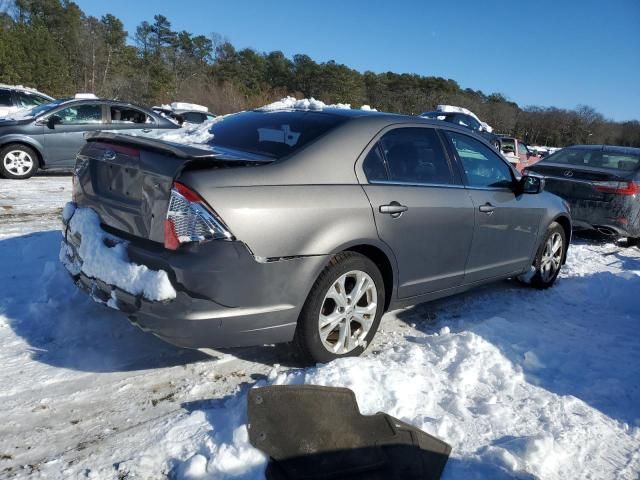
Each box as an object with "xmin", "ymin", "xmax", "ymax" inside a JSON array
[
  {"xmin": 523, "ymin": 145, "xmax": 640, "ymax": 241},
  {"xmin": 0, "ymin": 97, "xmax": 178, "ymax": 179},
  {"xmin": 419, "ymin": 110, "xmax": 501, "ymax": 149}
]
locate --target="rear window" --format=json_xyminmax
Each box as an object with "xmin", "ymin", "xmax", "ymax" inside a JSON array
[
  {"xmin": 209, "ymin": 111, "xmax": 348, "ymax": 159},
  {"xmin": 545, "ymin": 148, "xmax": 640, "ymax": 171}
]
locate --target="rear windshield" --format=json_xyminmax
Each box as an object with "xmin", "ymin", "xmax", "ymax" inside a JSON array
[
  {"xmin": 544, "ymin": 148, "xmax": 640, "ymax": 171},
  {"xmin": 209, "ymin": 111, "xmax": 347, "ymax": 159}
]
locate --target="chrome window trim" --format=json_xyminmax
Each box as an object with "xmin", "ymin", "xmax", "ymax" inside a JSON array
[{"xmin": 367, "ymin": 179, "xmax": 465, "ymax": 189}]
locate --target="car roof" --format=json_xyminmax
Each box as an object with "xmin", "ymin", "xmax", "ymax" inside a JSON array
[
  {"xmin": 566, "ymin": 144, "xmax": 640, "ymax": 155},
  {"xmin": 0, "ymin": 84, "xmax": 54, "ymax": 99},
  {"xmin": 250, "ymin": 106, "xmax": 436, "ymax": 123},
  {"xmin": 53, "ymin": 97, "xmax": 156, "ymax": 111}
]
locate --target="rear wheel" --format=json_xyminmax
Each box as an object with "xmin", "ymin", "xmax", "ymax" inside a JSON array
[
  {"xmin": 520, "ymin": 222, "xmax": 566, "ymax": 289},
  {"xmin": 294, "ymin": 252, "xmax": 385, "ymax": 364},
  {"xmin": 0, "ymin": 144, "xmax": 39, "ymax": 179}
]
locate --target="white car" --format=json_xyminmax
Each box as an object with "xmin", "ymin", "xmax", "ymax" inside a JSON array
[{"xmin": 0, "ymin": 84, "xmax": 54, "ymax": 117}]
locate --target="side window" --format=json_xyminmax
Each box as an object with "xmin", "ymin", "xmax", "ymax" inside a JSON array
[
  {"xmin": 55, "ymin": 104, "xmax": 103, "ymax": 124},
  {"xmin": 110, "ymin": 106, "xmax": 153, "ymax": 124},
  {"xmin": 446, "ymin": 131, "xmax": 513, "ymax": 188},
  {"xmin": 0, "ymin": 90, "xmax": 12, "ymax": 107},
  {"xmin": 379, "ymin": 127, "xmax": 454, "ymax": 185},
  {"xmin": 362, "ymin": 143, "xmax": 388, "ymax": 182},
  {"xmin": 183, "ymin": 111, "xmax": 205, "ymax": 123}
]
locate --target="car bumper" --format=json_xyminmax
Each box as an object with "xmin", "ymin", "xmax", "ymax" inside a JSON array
[
  {"xmin": 61, "ymin": 209, "xmax": 328, "ymax": 349},
  {"xmin": 568, "ymin": 199, "xmax": 640, "ymax": 238}
]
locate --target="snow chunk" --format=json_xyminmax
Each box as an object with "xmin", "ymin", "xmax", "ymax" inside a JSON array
[
  {"xmin": 134, "ymin": 117, "xmax": 224, "ymax": 145},
  {"xmin": 258, "ymin": 96, "xmax": 377, "ymax": 113},
  {"xmin": 60, "ymin": 205, "xmax": 176, "ymax": 301},
  {"xmin": 171, "ymin": 102, "xmax": 208, "ymax": 113}
]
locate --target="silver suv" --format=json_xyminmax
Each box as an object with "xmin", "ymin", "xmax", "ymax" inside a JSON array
[{"xmin": 61, "ymin": 107, "xmax": 571, "ymax": 363}]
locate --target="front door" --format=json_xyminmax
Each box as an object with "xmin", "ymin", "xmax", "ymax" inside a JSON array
[
  {"xmin": 43, "ymin": 103, "xmax": 106, "ymax": 167},
  {"xmin": 443, "ymin": 131, "xmax": 544, "ymax": 283},
  {"xmin": 360, "ymin": 126, "xmax": 475, "ymax": 298}
]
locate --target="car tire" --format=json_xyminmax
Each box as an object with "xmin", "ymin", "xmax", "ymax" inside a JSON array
[
  {"xmin": 0, "ymin": 144, "xmax": 39, "ymax": 179},
  {"xmin": 521, "ymin": 222, "xmax": 566, "ymax": 289},
  {"xmin": 293, "ymin": 251, "xmax": 385, "ymax": 364}
]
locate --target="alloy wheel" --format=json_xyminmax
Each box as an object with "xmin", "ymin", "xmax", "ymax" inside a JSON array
[
  {"xmin": 3, "ymin": 150, "xmax": 34, "ymax": 176},
  {"xmin": 540, "ymin": 232, "xmax": 563, "ymax": 282},
  {"xmin": 318, "ymin": 270, "xmax": 378, "ymax": 355}
]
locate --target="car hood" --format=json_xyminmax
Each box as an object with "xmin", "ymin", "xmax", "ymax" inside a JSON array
[{"xmin": 0, "ymin": 117, "xmax": 33, "ymax": 127}]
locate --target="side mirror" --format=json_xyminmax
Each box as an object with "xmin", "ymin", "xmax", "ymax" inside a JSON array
[
  {"xmin": 46, "ymin": 115, "xmax": 62, "ymax": 129},
  {"xmin": 520, "ymin": 175, "xmax": 545, "ymax": 194}
]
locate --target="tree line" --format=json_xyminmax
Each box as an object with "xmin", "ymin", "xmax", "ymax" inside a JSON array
[{"xmin": 1, "ymin": 0, "xmax": 638, "ymax": 147}]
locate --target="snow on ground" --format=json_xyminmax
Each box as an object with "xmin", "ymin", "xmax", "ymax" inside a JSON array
[{"xmin": 1, "ymin": 176, "xmax": 639, "ymax": 479}]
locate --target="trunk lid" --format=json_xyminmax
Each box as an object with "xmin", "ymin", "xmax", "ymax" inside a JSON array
[
  {"xmin": 528, "ymin": 162, "xmax": 636, "ymax": 202},
  {"xmin": 75, "ymin": 132, "xmax": 270, "ymax": 243}
]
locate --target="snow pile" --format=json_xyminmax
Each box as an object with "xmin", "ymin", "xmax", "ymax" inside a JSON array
[
  {"xmin": 257, "ymin": 96, "xmax": 376, "ymax": 112},
  {"xmin": 135, "ymin": 117, "xmax": 224, "ymax": 145},
  {"xmin": 59, "ymin": 204, "xmax": 176, "ymax": 301},
  {"xmin": 171, "ymin": 102, "xmax": 209, "ymax": 112},
  {"xmin": 154, "ymin": 323, "xmax": 640, "ymax": 479}
]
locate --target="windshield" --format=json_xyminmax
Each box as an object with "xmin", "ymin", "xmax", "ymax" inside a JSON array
[
  {"xmin": 13, "ymin": 99, "xmax": 66, "ymax": 119},
  {"xmin": 544, "ymin": 148, "xmax": 640, "ymax": 171},
  {"xmin": 209, "ymin": 110, "xmax": 348, "ymax": 159}
]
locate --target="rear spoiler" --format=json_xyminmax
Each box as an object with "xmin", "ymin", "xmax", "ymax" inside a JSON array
[{"xmin": 85, "ymin": 131, "xmax": 217, "ymax": 160}]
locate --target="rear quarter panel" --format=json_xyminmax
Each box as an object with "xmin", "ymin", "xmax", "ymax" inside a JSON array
[{"xmin": 180, "ymin": 181, "xmax": 381, "ymax": 259}]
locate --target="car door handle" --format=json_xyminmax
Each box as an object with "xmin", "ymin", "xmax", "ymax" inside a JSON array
[
  {"xmin": 479, "ymin": 203, "xmax": 495, "ymax": 214},
  {"xmin": 141, "ymin": 128, "xmax": 152, "ymax": 133},
  {"xmin": 380, "ymin": 202, "xmax": 408, "ymax": 217}
]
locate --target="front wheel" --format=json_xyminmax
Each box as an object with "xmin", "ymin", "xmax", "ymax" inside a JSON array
[
  {"xmin": 520, "ymin": 222, "xmax": 566, "ymax": 289},
  {"xmin": 294, "ymin": 252, "xmax": 385, "ymax": 364},
  {"xmin": 0, "ymin": 144, "xmax": 39, "ymax": 179}
]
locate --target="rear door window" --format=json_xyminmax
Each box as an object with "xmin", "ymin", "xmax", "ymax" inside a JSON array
[
  {"xmin": 110, "ymin": 106, "xmax": 153, "ymax": 124},
  {"xmin": 446, "ymin": 131, "xmax": 513, "ymax": 188},
  {"xmin": 362, "ymin": 143, "xmax": 388, "ymax": 182},
  {"xmin": 378, "ymin": 127, "xmax": 454, "ymax": 185}
]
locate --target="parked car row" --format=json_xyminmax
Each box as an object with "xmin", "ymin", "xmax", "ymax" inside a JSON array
[{"xmin": 151, "ymin": 102, "xmax": 217, "ymax": 125}]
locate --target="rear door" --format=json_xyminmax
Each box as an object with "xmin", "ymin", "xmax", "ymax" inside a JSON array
[
  {"xmin": 360, "ymin": 126, "xmax": 475, "ymax": 298},
  {"xmin": 443, "ymin": 130, "xmax": 543, "ymax": 283},
  {"xmin": 43, "ymin": 102, "xmax": 107, "ymax": 167}
]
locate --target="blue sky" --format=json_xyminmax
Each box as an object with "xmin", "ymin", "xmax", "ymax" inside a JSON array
[{"xmin": 76, "ymin": 0, "xmax": 640, "ymax": 121}]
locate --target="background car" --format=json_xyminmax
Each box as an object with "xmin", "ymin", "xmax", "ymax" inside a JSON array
[
  {"xmin": 523, "ymin": 145, "xmax": 640, "ymax": 243},
  {"xmin": 0, "ymin": 97, "xmax": 178, "ymax": 179},
  {"xmin": 61, "ymin": 107, "xmax": 571, "ymax": 364},
  {"xmin": 419, "ymin": 105, "xmax": 501, "ymax": 149},
  {"xmin": 152, "ymin": 102, "xmax": 216, "ymax": 125},
  {"xmin": 498, "ymin": 136, "xmax": 541, "ymax": 171},
  {"xmin": 0, "ymin": 84, "xmax": 54, "ymax": 117}
]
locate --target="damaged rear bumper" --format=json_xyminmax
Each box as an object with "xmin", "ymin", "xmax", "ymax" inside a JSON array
[
  {"xmin": 61, "ymin": 206, "xmax": 328, "ymax": 349},
  {"xmin": 569, "ymin": 199, "xmax": 640, "ymax": 238}
]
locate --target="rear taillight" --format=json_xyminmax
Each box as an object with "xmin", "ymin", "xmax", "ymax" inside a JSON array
[
  {"xmin": 593, "ymin": 180, "xmax": 639, "ymax": 196},
  {"xmin": 164, "ymin": 181, "xmax": 233, "ymax": 250}
]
